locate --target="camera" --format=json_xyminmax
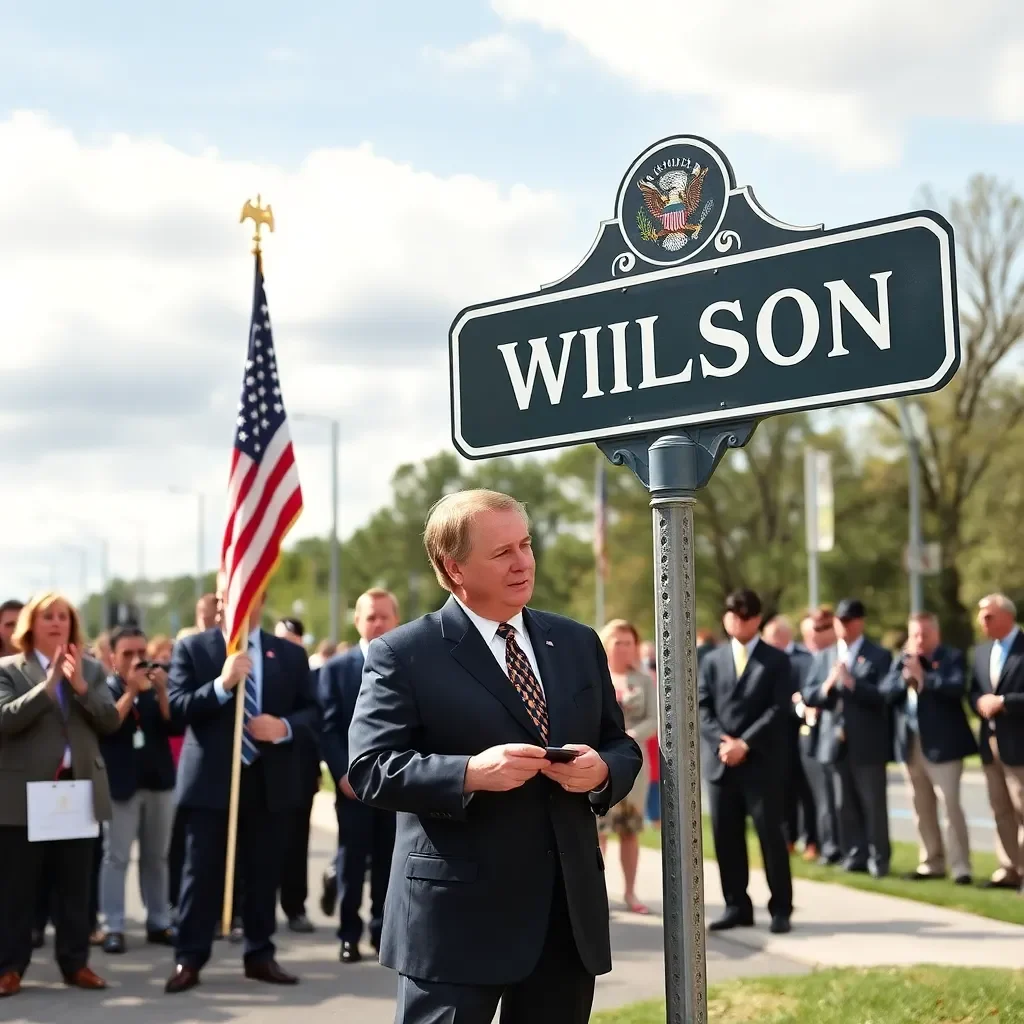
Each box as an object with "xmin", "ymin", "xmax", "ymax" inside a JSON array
[{"xmin": 137, "ymin": 659, "xmax": 170, "ymax": 672}]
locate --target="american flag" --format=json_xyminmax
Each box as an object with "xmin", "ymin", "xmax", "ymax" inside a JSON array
[
  {"xmin": 220, "ymin": 254, "xmax": 304, "ymax": 653},
  {"xmin": 660, "ymin": 208, "xmax": 688, "ymax": 232},
  {"xmin": 594, "ymin": 458, "xmax": 608, "ymax": 581}
]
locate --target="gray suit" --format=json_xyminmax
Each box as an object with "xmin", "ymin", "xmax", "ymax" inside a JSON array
[{"xmin": 0, "ymin": 652, "xmax": 118, "ymax": 825}]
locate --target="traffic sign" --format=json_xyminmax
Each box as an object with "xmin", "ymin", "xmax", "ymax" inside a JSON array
[{"xmin": 449, "ymin": 136, "xmax": 959, "ymax": 460}]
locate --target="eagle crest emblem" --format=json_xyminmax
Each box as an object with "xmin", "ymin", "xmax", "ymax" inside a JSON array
[{"xmin": 636, "ymin": 166, "xmax": 710, "ymax": 253}]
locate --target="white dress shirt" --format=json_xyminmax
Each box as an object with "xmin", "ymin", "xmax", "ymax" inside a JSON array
[
  {"xmin": 454, "ymin": 597, "xmax": 546, "ymax": 697},
  {"xmin": 837, "ymin": 634, "xmax": 864, "ymax": 668},
  {"xmin": 359, "ymin": 636, "xmax": 370, "ymax": 659},
  {"xmin": 35, "ymin": 649, "xmax": 72, "ymax": 769}
]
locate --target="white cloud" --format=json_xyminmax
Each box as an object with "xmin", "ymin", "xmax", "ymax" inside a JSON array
[
  {"xmin": 422, "ymin": 32, "xmax": 534, "ymax": 99},
  {"xmin": 0, "ymin": 112, "xmax": 574, "ymax": 605},
  {"xmin": 493, "ymin": 0, "xmax": 1024, "ymax": 169}
]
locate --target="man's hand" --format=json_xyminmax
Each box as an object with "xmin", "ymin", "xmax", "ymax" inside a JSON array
[
  {"xmin": 246, "ymin": 714, "xmax": 288, "ymax": 742},
  {"xmin": 718, "ymin": 735, "xmax": 749, "ymax": 767},
  {"xmin": 822, "ymin": 663, "xmax": 842, "ymax": 694},
  {"xmin": 976, "ymin": 694, "xmax": 1005, "ymax": 719},
  {"xmin": 464, "ymin": 743, "xmax": 550, "ymax": 793},
  {"xmin": 148, "ymin": 665, "xmax": 169, "ymax": 691},
  {"xmin": 125, "ymin": 659, "xmax": 149, "ymax": 695},
  {"xmin": 791, "ymin": 691, "xmax": 802, "ymax": 705},
  {"xmin": 804, "ymin": 706, "xmax": 819, "ymax": 726},
  {"xmin": 837, "ymin": 663, "xmax": 854, "ymax": 690},
  {"xmin": 541, "ymin": 744, "xmax": 609, "ymax": 793},
  {"xmin": 220, "ymin": 652, "xmax": 253, "ymax": 692},
  {"xmin": 902, "ymin": 656, "xmax": 924, "ymax": 689},
  {"xmin": 339, "ymin": 774, "xmax": 357, "ymax": 800}
]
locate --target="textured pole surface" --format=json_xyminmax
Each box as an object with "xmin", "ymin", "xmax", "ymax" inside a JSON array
[
  {"xmin": 652, "ymin": 495, "xmax": 707, "ymax": 1024},
  {"xmin": 907, "ymin": 437, "xmax": 924, "ymax": 614}
]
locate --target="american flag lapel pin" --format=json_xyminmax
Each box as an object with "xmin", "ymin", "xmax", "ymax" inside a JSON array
[{"xmin": 266, "ymin": 649, "xmax": 276, "ymax": 659}]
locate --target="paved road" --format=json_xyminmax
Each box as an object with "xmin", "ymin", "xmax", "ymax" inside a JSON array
[{"xmin": 8, "ymin": 806, "xmax": 803, "ymax": 1024}]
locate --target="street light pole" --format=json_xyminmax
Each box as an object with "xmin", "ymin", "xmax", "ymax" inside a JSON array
[
  {"xmin": 196, "ymin": 492, "xmax": 206, "ymax": 602},
  {"xmin": 294, "ymin": 413, "xmax": 341, "ymax": 644},
  {"xmin": 898, "ymin": 399, "xmax": 925, "ymax": 615}
]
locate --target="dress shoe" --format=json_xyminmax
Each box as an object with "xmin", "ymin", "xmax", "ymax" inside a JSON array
[
  {"xmin": 708, "ymin": 909, "xmax": 754, "ymax": 931},
  {"xmin": 981, "ymin": 876, "xmax": 1021, "ymax": 890},
  {"xmin": 245, "ymin": 959, "xmax": 299, "ymax": 985},
  {"xmin": 287, "ymin": 913, "xmax": 315, "ymax": 934},
  {"xmin": 816, "ymin": 854, "xmax": 841, "ymax": 867},
  {"xmin": 147, "ymin": 927, "xmax": 175, "ymax": 946},
  {"xmin": 0, "ymin": 972, "xmax": 21, "ymax": 997},
  {"xmin": 769, "ymin": 915, "xmax": 792, "ymax": 934},
  {"xmin": 902, "ymin": 870, "xmax": 943, "ymax": 881},
  {"xmin": 320, "ymin": 869, "xmax": 338, "ymax": 916},
  {"xmin": 954, "ymin": 874, "xmax": 973, "ymax": 886},
  {"xmin": 31, "ymin": 928, "xmax": 44, "ymax": 949},
  {"xmin": 63, "ymin": 966, "xmax": 107, "ymax": 990},
  {"xmin": 868, "ymin": 865, "xmax": 889, "ymax": 879},
  {"xmin": 842, "ymin": 860, "xmax": 868, "ymax": 874},
  {"xmin": 165, "ymin": 964, "xmax": 201, "ymax": 994},
  {"xmin": 340, "ymin": 940, "xmax": 362, "ymax": 963},
  {"xmin": 102, "ymin": 932, "xmax": 126, "ymax": 954}
]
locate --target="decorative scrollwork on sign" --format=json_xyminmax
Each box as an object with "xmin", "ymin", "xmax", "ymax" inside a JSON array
[
  {"xmin": 714, "ymin": 229, "xmax": 742, "ymax": 253},
  {"xmin": 611, "ymin": 251, "xmax": 636, "ymax": 276}
]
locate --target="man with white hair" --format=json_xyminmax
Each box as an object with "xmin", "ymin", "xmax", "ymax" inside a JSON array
[
  {"xmin": 347, "ymin": 489, "xmax": 642, "ymax": 1024},
  {"xmin": 969, "ymin": 593, "xmax": 1024, "ymax": 891}
]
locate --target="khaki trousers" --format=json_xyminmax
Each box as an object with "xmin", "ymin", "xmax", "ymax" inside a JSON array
[
  {"xmin": 983, "ymin": 737, "xmax": 1024, "ymax": 883},
  {"xmin": 904, "ymin": 736, "xmax": 971, "ymax": 878}
]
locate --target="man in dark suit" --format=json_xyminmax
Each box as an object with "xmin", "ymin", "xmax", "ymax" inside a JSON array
[
  {"xmin": 347, "ymin": 489, "xmax": 641, "ymax": 1024},
  {"xmin": 319, "ymin": 588, "xmax": 399, "ymax": 963},
  {"xmin": 803, "ymin": 598, "xmax": 893, "ymax": 877},
  {"xmin": 881, "ymin": 612, "xmax": 976, "ymax": 884},
  {"xmin": 969, "ymin": 593, "xmax": 1024, "ymax": 891},
  {"xmin": 762, "ymin": 615, "xmax": 819, "ymax": 861},
  {"xmin": 164, "ymin": 585, "xmax": 320, "ymax": 994},
  {"xmin": 272, "ymin": 616, "xmax": 321, "ymax": 934},
  {"xmin": 698, "ymin": 590, "xmax": 793, "ymax": 934}
]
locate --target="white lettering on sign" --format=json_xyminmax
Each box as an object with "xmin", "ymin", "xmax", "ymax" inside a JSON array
[
  {"xmin": 824, "ymin": 271, "xmax": 893, "ymax": 357},
  {"xmin": 756, "ymin": 288, "xmax": 820, "ymax": 366},
  {"xmin": 637, "ymin": 315, "xmax": 693, "ymax": 390},
  {"xmin": 498, "ymin": 332, "xmax": 576, "ymax": 411},
  {"xmin": 496, "ymin": 272, "xmax": 895, "ymax": 409},
  {"xmin": 698, "ymin": 300, "xmax": 748, "ymax": 378}
]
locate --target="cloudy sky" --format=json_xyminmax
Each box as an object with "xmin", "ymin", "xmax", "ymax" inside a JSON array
[{"xmin": 2, "ymin": 0, "xmax": 1023, "ymax": 604}]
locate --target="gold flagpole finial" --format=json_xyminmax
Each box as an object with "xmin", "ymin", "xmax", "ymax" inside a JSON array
[{"xmin": 240, "ymin": 194, "xmax": 275, "ymax": 255}]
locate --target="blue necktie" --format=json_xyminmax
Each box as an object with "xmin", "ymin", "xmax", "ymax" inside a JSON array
[{"xmin": 241, "ymin": 641, "xmax": 260, "ymax": 765}]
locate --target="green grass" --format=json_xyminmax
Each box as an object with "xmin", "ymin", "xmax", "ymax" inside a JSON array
[
  {"xmin": 633, "ymin": 818, "xmax": 1024, "ymax": 927},
  {"xmin": 593, "ymin": 966, "xmax": 1024, "ymax": 1023}
]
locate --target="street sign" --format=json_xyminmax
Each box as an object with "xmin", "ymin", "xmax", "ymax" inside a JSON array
[
  {"xmin": 450, "ymin": 137, "xmax": 959, "ymax": 460},
  {"xmin": 904, "ymin": 541, "xmax": 941, "ymax": 574},
  {"xmin": 446, "ymin": 134, "xmax": 961, "ymax": 1024}
]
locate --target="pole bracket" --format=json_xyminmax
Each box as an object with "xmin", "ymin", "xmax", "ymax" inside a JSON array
[{"xmin": 598, "ymin": 420, "xmax": 759, "ymax": 498}]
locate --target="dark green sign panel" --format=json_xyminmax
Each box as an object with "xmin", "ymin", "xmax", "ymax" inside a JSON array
[{"xmin": 449, "ymin": 136, "xmax": 959, "ymax": 460}]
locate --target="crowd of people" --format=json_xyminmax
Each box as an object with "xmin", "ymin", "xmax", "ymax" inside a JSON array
[
  {"xmin": 0, "ymin": 499, "xmax": 1021, "ymax": 1018},
  {"xmin": 696, "ymin": 591, "xmax": 1024, "ymax": 935}
]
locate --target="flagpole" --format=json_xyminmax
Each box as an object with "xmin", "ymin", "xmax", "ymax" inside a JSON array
[{"xmin": 222, "ymin": 195, "xmax": 276, "ymax": 936}]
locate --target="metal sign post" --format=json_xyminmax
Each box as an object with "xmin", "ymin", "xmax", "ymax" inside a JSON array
[{"xmin": 447, "ymin": 134, "xmax": 961, "ymax": 1024}]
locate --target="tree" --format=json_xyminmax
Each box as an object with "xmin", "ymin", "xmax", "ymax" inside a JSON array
[{"xmin": 872, "ymin": 175, "xmax": 1024, "ymax": 648}]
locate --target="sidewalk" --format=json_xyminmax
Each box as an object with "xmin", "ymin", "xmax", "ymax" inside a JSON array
[{"xmin": 619, "ymin": 842, "xmax": 1023, "ymax": 970}]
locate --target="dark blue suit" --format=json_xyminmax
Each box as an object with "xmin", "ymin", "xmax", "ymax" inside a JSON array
[
  {"xmin": 319, "ymin": 644, "xmax": 396, "ymax": 947},
  {"xmin": 347, "ymin": 597, "xmax": 641, "ymax": 1024},
  {"xmin": 168, "ymin": 627, "xmax": 320, "ymax": 970}
]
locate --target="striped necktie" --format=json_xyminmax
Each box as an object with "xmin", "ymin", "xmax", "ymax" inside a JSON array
[{"xmin": 241, "ymin": 639, "xmax": 260, "ymax": 765}]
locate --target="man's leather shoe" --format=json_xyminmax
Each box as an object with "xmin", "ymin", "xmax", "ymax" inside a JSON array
[
  {"xmin": 954, "ymin": 874, "xmax": 973, "ymax": 886},
  {"xmin": 868, "ymin": 865, "xmax": 889, "ymax": 879},
  {"xmin": 147, "ymin": 927, "xmax": 175, "ymax": 946},
  {"xmin": 842, "ymin": 860, "xmax": 868, "ymax": 873},
  {"xmin": 708, "ymin": 909, "xmax": 754, "ymax": 931},
  {"xmin": 320, "ymin": 869, "xmax": 338, "ymax": 916},
  {"xmin": 0, "ymin": 972, "xmax": 21, "ymax": 997},
  {"xmin": 287, "ymin": 914, "xmax": 315, "ymax": 934},
  {"xmin": 340, "ymin": 941, "xmax": 362, "ymax": 963},
  {"xmin": 103, "ymin": 932, "xmax": 126, "ymax": 954},
  {"xmin": 769, "ymin": 915, "xmax": 792, "ymax": 934},
  {"xmin": 165, "ymin": 965, "xmax": 201, "ymax": 994},
  {"xmin": 816, "ymin": 854, "xmax": 841, "ymax": 867},
  {"xmin": 63, "ymin": 966, "xmax": 107, "ymax": 990},
  {"xmin": 245, "ymin": 960, "xmax": 299, "ymax": 985},
  {"xmin": 902, "ymin": 870, "xmax": 942, "ymax": 881},
  {"xmin": 981, "ymin": 876, "xmax": 1021, "ymax": 889}
]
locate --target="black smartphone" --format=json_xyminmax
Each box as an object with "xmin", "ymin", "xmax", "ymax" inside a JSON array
[{"xmin": 544, "ymin": 747, "xmax": 579, "ymax": 763}]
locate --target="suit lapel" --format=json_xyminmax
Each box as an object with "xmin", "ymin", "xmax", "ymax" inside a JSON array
[
  {"xmin": 718, "ymin": 641, "xmax": 739, "ymax": 699},
  {"xmin": 441, "ymin": 597, "xmax": 543, "ymax": 743},
  {"xmin": 523, "ymin": 609, "xmax": 571, "ymax": 746},
  {"xmin": 21, "ymin": 652, "xmax": 46, "ymax": 687},
  {"xmin": 738, "ymin": 640, "xmax": 765, "ymax": 697},
  {"xmin": 997, "ymin": 631, "xmax": 1024, "ymax": 692}
]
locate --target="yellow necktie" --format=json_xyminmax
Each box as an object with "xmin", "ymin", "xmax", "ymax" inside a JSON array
[{"xmin": 734, "ymin": 640, "xmax": 748, "ymax": 677}]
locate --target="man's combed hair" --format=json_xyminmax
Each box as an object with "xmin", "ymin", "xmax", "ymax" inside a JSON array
[
  {"xmin": 423, "ymin": 489, "xmax": 529, "ymax": 592},
  {"xmin": 724, "ymin": 588, "xmax": 762, "ymax": 620}
]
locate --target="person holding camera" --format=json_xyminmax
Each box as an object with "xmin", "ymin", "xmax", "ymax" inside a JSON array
[
  {"xmin": 881, "ymin": 613, "xmax": 977, "ymax": 884},
  {"xmin": 98, "ymin": 626, "xmax": 182, "ymax": 953}
]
